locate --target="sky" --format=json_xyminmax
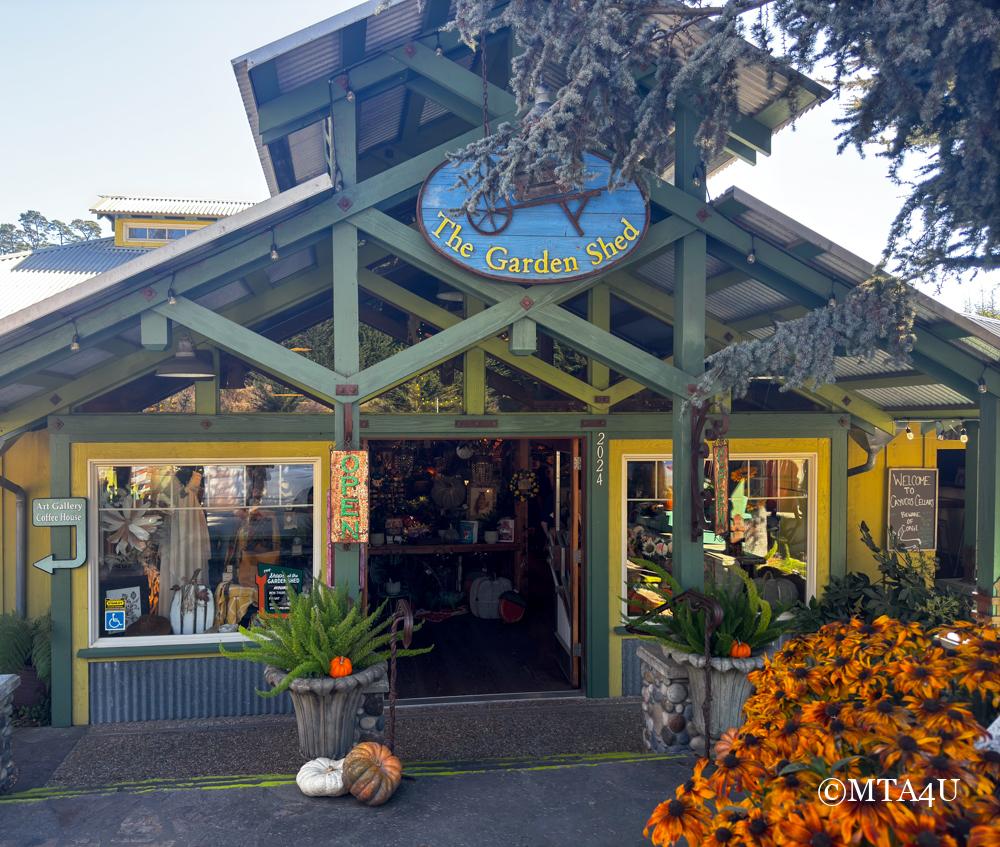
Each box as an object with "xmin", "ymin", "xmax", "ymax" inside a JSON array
[{"xmin": 0, "ymin": 0, "xmax": 994, "ymax": 312}]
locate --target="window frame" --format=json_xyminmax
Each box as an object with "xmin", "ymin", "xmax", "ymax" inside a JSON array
[
  {"xmin": 87, "ymin": 456, "xmax": 322, "ymax": 649},
  {"xmin": 119, "ymin": 219, "xmax": 210, "ymax": 248},
  {"xmin": 619, "ymin": 450, "xmax": 818, "ymax": 621}
]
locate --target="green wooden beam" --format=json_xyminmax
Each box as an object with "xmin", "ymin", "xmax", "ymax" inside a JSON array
[
  {"xmin": 705, "ymin": 269, "xmax": 749, "ymax": 296},
  {"xmin": 729, "ymin": 305, "xmax": 808, "ymax": 333},
  {"xmin": 257, "ymin": 27, "xmax": 472, "ymax": 145},
  {"xmin": 358, "ymin": 271, "xmax": 604, "ymax": 408},
  {"xmin": 331, "ymin": 97, "xmax": 358, "ymax": 187},
  {"xmin": 670, "ymin": 105, "xmax": 706, "ymax": 590},
  {"xmin": 404, "ymin": 76, "xmax": 482, "ymax": 126},
  {"xmin": 194, "ymin": 348, "xmax": 220, "ymax": 415},
  {"xmin": 353, "ymin": 208, "xmax": 695, "ymax": 399},
  {"xmin": 509, "ymin": 317, "xmax": 537, "ymax": 356},
  {"xmin": 834, "ymin": 372, "xmax": 939, "ymax": 391},
  {"xmin": 354, "ymin": 272, "xmax": 605, "ymax": 401},
  {"xmin": 585, "ymin": 427, "xmax": 611, "ymax": 697},
  {"xmin": 723, "ymin": 135, "xmax": 756, "ymax": 166},
  {"xmin": 139, "ymin": 311, "xmax": 171, "ymax": 351},
  {"xmin": 464, "ymin": 296, "xmax": 486, "ymax": 414},
  {"xmin": 976, "ymin": 394, "xmax": 1000, "ymax": 603},
  {"xmin": 729, "ymin": 113, "xmax": 773, "ymax": 156},
  {"xmin": 155, "ymin": 297, "xmax": 347, "ymax": 405},
  {"xmin": 587, "ymin": 285, "xmax": 611, "ymax": 406},
  {"xmin": 389, "ymin": 41, "xmax": 516, "ymax": 115}
]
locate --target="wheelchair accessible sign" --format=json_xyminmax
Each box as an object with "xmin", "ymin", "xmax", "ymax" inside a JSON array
[
  {"xmin": 31, "ymin": 497, "xmax": 87, "ymax": 574},
  {"xmin": 417, "ymin": 152, "xmax": 648, "ymax": 283}
]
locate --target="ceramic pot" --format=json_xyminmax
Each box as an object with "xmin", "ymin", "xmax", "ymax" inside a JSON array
[
  {"xmin": 663, "ymin": 647, "xmax": 767, "ymax": 743},
  {"xmin": 264, "ymin": 662, "xmax": 388, "ymax": 759}
]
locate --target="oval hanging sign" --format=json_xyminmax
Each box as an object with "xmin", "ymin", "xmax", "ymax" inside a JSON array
[{"xmin": 417, "ymin": 153, "xmax": 649, "ymax": 283}]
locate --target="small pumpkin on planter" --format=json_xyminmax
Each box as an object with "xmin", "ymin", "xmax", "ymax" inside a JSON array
[
  {"xmin": 729, "ymin": 640, "xmax": 751, "ymax": 659},
  {"xmin": 296, "ymin": 757, "xmax": 349, "ymax": 797},
  {"xmin": 343, "ymin": 742, "xmax": 403, "ymax": 806},
  {"xmin": 329, "ymin": 656, "xmax": 353, "ymax": 678}
]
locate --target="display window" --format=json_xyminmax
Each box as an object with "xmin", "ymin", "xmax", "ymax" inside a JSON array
[
  {"xmin": 622, "ymin": 453, "xmax": 815, "ymax": 617},
  {"xmin": 90, "ymin": 460, "xmax": 318, "ymax": 644}
]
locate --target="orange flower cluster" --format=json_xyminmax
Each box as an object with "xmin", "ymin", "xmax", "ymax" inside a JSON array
[{"xmin": 645, "ymin": 617, "xmax": 1000, "ymax": 847}]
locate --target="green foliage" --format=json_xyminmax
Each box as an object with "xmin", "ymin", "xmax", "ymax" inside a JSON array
[
  {"xmin": 220, "ymin": 582, "xmax": 431, "ymax": 697},
  {"xmin": 447, "ymin": 0, "xmax": 999, "ymax": 282},
  {"xmin": 0, "ymin": 613, "xmax": 51, "ymax": 686},
  {"xmin": 0, "ymin": 210, "xmax": 102, "ymax": 254},
  {"xmin": 792, "ymin": 521, "xmax": 974, "ymax": 631},
  {"xmin": 626, "ymin": 562, "xmax": 790, "ymax": 657}
]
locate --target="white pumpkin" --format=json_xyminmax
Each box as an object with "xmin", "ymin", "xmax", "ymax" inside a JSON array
[{"xmin": 296, "ymin": 757, "xmax": 349, "ymax": 797}]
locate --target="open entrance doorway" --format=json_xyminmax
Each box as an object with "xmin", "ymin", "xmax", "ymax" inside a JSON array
[{"xmin": 363, "ymin": 437, "xmax": 584, "ymax": 699}]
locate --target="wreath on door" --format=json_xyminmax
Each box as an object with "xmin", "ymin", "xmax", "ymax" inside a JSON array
[{"xmin": 508, "ymin": 469, "xmax": 539, "ymax": 502}]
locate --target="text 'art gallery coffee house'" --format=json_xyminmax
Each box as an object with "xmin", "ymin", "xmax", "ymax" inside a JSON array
[{"xmin": 1, "ymin": 0, "xmax": 998, "ymax": 727}]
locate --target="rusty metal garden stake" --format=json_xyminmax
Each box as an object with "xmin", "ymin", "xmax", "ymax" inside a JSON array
[{"xmin": 386, "ymin": 598, "xmax": 414, "ymax": 751}]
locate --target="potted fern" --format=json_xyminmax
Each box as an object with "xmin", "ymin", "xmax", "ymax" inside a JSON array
[
  {"xmin": 628, "ymin": 565, "xmax": 790, "ymax": 752},
  {"xmin": 221, "ymin": 582, "xmax": 430, "ymax": 758}
]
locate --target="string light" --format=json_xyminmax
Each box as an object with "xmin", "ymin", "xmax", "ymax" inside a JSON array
[
  {"xmin": 167, "ymin": 289, "xmax": 177, "ymax": 306},
  {"xmin": 269, "ymin": 229, "xmax": 280, "ymax": 261},
  {"xmin": 935, "ymin": 420, "xmax": 944, "ymax": 441},
  {"xmin": 435, "ymin": 32, "xmax": 443, "ymax": 56},
  {"xmin": 746, "ymin": 237, "xmax": 757, "ymax": 264},
  {"xmin": 978, "ymin": 371, "xmax": 989, "ymax": 394},
  {"xmin": 904, "ymin": 423, "xmax": 914, "ymax": 440},
  {"xmin": 960, "ymin": 426, "xmax": 969, "ymax": 444},
  {"xmin": 346, "ymin": 89, "xmax": 355, "ymax": 102},
  {"xmin": 69, "ymin": 320, "xmax": 81, "ymax": 352}
]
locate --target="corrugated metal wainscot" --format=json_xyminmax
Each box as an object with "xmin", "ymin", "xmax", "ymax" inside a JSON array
[
  {"xmin": 621, "ymin": 639, "xmax": 644, "ymax": 697},
  {"xmin": 89, "ymin": 658, "xmax": 292, "ymax": 723}
]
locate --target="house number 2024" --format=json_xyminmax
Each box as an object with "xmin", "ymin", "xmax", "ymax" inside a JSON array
[{"xmin": 594, "ymin": 432, "xmax": 606, "ymax": 486}]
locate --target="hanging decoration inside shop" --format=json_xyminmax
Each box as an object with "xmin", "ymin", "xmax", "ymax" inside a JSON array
[
  {"xmin": 330, "ymin": 450, "xmax": 369, "ymax": 543},
  {"xmin": 417, "ymin": 152, "xmax": 648, "ymax": 283},
  {"xmin": 508, "ymin": 469, "xmax": 539, "ymax": 502},
  {"xmin": 710, "ymin": 438, "xmax": 730, "ymax": 535},
  {"xmin": 31, "ymin": 497, "xmax": 88, "ymax": 573}
]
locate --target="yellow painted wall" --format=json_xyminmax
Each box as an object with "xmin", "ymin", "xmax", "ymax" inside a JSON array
[
  {"xmin": 70, "ymin": 440, "xmax": 332, "ymax": 725},
  {"xmin": 0, "ymin": 431, "xmax": 52, "ymax": 618},
  {"xmin": 846, "ymin": 429, "xmax": 964, "ymax": 579},
  {"xmin": 607, "ymin": 437, "xmax": 830, "ymax": 696}
]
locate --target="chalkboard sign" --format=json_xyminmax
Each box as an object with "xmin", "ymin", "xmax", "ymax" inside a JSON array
[
  {"xmin": 255, "ymin": 564, "xmax": 305, "ymax": 617},
  {"xmin": 887, "ymin": 468, "xmax": 938, "ymax": 551}
]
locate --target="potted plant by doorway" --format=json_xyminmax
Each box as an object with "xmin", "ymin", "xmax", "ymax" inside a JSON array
[
  {"xmin": 628, "ymin": 566, "xmax": 790, "ymax": 755},
  {"xmin": 221, "ymin": 582, "xmax": 430, "ymax": 758}
]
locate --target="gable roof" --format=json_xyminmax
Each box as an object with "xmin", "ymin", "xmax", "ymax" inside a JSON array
[{"xmin": 232, "ymin": 0, "xmax": 830, "ymax": 195}]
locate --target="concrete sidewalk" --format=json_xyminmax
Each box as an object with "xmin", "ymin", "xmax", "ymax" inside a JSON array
[
  {"xmin": 0, "ymin": 753, "xmax": 687, "ymax": 847},
  {"xmin": 1, "ymin": 697, "xmax": 690, "ymax": 846}
]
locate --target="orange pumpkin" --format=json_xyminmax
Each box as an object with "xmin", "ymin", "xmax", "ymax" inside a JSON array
[
  {"xmin": 729, "ymin": 640, "xmax": 752, "ymax": 659},
  {"xmin": 329, "ymin": 656, "xmax": 353, "ymax": 678},
  {"xmin": 343, "ymin": 742, "xmax": 403, "ymax": 806}
]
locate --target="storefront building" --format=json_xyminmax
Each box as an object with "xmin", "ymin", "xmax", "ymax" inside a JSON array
[{"xmin": 1, "ymin": 0, "xmax": 998, "ymax": 728}]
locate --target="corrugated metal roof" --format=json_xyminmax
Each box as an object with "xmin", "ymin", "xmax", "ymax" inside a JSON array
[
  {"xmin": 90, "ymin": 195, "xmax": 257, "ymax": 218},
  {"xmin": 234, "ymin": 0, "xmax": 829, "ymax": 196},
  {"xmin": 0, "ymin": 239, "xmax": 150, "ymax": 323},
  {"xmin": 857, "ymin": 384, "xmax": 971, "ymax": 410},
  {"xmin": 707, "ymin": 279, "xmax": 792, "ymax": 322}
]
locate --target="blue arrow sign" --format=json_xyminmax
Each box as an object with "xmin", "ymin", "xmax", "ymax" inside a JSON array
[{"xmin": 31, "ymin": 497, "xmax": 88, "ymax": 573}]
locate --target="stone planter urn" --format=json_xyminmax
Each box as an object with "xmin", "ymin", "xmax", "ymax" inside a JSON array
[
  {"xmin": 664, "ymin": 647, "xmax": 766, "ymax": 753},
  {"xmin": 265, "ymin": 662, "xmax": 388, "ymax": 759}
]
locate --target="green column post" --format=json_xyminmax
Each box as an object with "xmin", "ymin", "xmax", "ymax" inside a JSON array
[
  {"xmin": 587, "ymin": 285, "xmax": 611, "ymax": 412},
  {"xmin": 670, "ymin": 106, "xmax": 706, "ymax": 590},
  {"xmin": 976, "ymin": 396, "xmax": 1000, "ymax": 621},
  {"xmin": 962, "ymin": 421, "xmax": 978, "ymax": 572},
  {"xmin": 585, "ymin": 429, "xmax": 610, "ymax": 697},
  {"xmin": 49, "ymin": 431, "xmax": 73, "ymax": 727},
  {"xmin": 332, "ymin": 94, "xmax": 361, "ymax": 596}
]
